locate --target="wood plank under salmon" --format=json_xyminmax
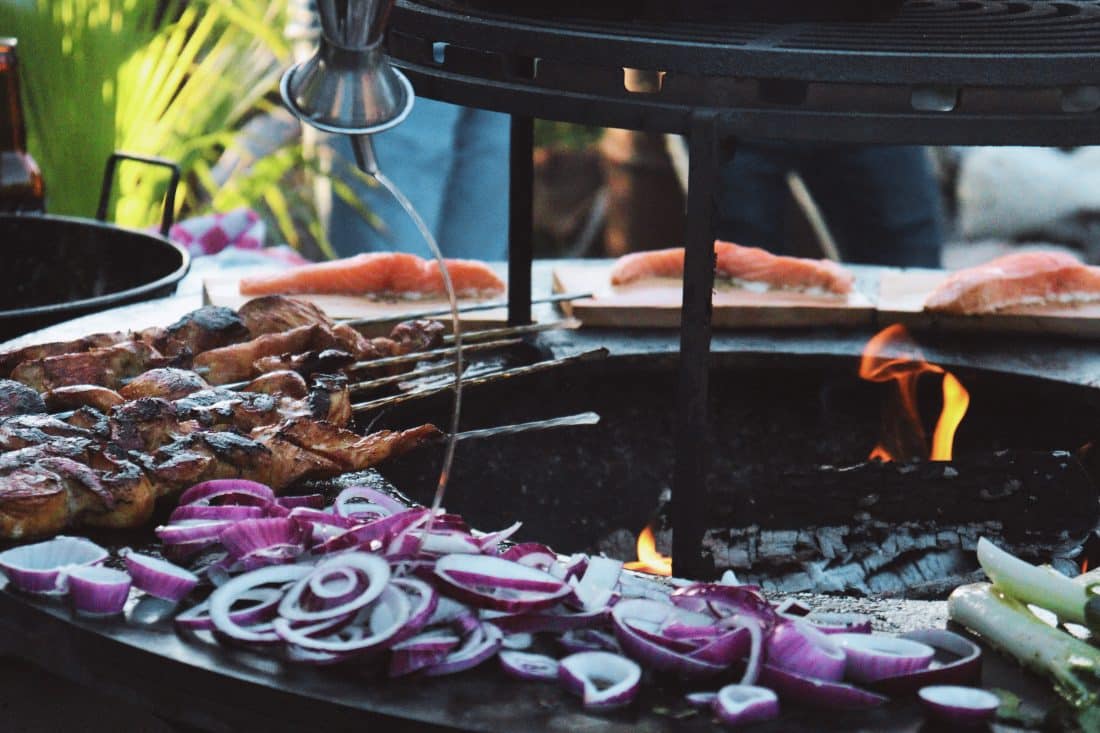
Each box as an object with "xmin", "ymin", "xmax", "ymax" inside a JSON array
[
  {"xmin": 924, "ymin": 251, "xmax": 1100, "ymax": 314},
  {"xmin": 609, "ymin": 240, "xmax": 854, "ymax": 295}
]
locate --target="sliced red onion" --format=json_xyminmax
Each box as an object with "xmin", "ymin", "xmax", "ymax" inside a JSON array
[
  {"xmin": 390, "ymin": 577, "xmax": 437, "ymax": 641},
  {"xmin": 304, "ymin": 566, "xmax": 362, "ymax": 608},
  {"xmin": 559, "ymin": 628, "xmax": 621, "ymax": 654},
  {"xmin": 713, "ymin": 685, "xmax": 780, "ymax": 726},
  {"xmin": 433, "ymin": 554, "xmax": 571, "ymax": 613},
  {"xmin": 67, "ymin": 565, "xmax": 131, "ymax": 616},
  {"xmin": 558, "ymin": 651, "xmax": 641, "ymax": 710},
  {"xmin": 123, "ymin": 551, "xmax": 199, "ymax": 601},
  {"xmin": 178, "ymin": 479, "xmax": 274, "ymax": 506},
  {"xmin": 738, "ymin": 619, "xmax": 764, "ymax": 685},
  {"xmin": 422, "ymin": 622, "xmax": 503, "ymax": 676},
  {"xmin": 760, "ymin": 664, "xmax": 888, "ymax": 710},
  {"xmin": 169, "ymin": 504, "xmax": 266, "ymax": 522},
  {"xmin": 775, "ymin": 598, "xmax": 812, "ymax": 617},
  {"xmin": 314, "ymin": 508, "xmax": 429, "ymax": 555},
  {"xmin": 276, "ymin": 493, "xmax": 325, "ymax": 509},
  {"xmin": 803, "ymin": 612, "xmax": 874, "ymax": 635},
  {"xmin": 500, "ymin": 542, "xmax": 557, "ymax": 571},
  {"xmin": 501, "ymin": 632, "xmax": 534, "ymax": 650},
  {"xmin": 274, "ymin": 584, "xmax": 410, "ymax": 655},
  {"xmin": 175, "ymin": 587, "xmax": 282, "ymax": 631},
  {"xmin": 472, "ymin": 521, "xmax": 523, "ymax": 553},
  {"xmin": 549, "ymin": 553, "xmax": 588, "ymax": 583},
  {"xmin": 766, "ymin": 619, "xmax": 847, "ymax": 682},
  {"xmin": 834, "ymin": 633, "xmax": 935, "ymax": 684},
  {"xmin": 572, "ymin": 556, "xmax": 623, "ymax": 612},
  {"xmin": 389, "ymin": 629, "xmax": 462, "ymax": 677},
  {"xmin": 278, "ymin": 552, "xmax": 390, "ymax": 623},
  {"xmin": 869, "ymin": 629, "xmax": 983, "ymax": 695},
  {"xmin": 209, "ymin": 565, "xmax": 311, "ymax": 644},
  {"xmin": 610, "ymin": 599, "xmax": 725, "ymax": 679},
  {"xmin": 618, "ymin": 572, "xmax": 674, "ymax": 602},
  {"xmin": 155, "ymin": 521, "xmax": 233, "ymax": 546},
  {"xmin": 670, "ymin": 584, "xmax": 777, "ymax": 630},
  {"xmin": 918, "ymin": 685, "xmax": 999, "ymax": 726},
  {"xmin": 499, "ymin": 650, "xmax": 559, "ymax": 681},
  {"xmin": 427, "ymin": 595, "xmax": 481, "ymax": 636},
  {"xmin": 418, "ymin": 530, "xmax": 483, "ymax": 556},
  {"xmin": 482, "ymin": 605, "xmax": 605, "ymax": 634},
  {"xmin": 690, "ymin": 625, "xmax": 751, "ymax": 666},
  {"xmin": 0, "ymin": 536, "xmax": 107, "ymax": 594},
  {"xmin": 218, "ymin": 518, "xmax": 306, "ymax": 569},
  {"xmin": 334, "ymin": 486, "xmax": 405, "ymax": 519}
]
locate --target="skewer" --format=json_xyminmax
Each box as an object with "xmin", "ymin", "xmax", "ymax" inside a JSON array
[
  {"xmin": 450, "ymin": 411, "xmax": 600, "ymax": 442},
  {"xmin": 351, "ymin": 348, "xmax": 609, "ymax": 413},
  {"xmin": 442, "ymin": 318, "xmax": 580, "ymax": 344},
  {"xmin": 340, "ymin": 292, "xmax": 592, "ymax": 327},
  {"xmin": 347, "ymin": 360, "xmax": 459, "ymax": 393}
]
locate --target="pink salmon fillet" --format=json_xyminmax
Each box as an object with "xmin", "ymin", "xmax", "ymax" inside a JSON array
[
  {"xmin": 240, "ymin": 253, "xmax": 505, "ymax": 299},
  {"xmin": 609, "ymin": 241, "xmax": 853, "ymax": 295},
  {"xmin": 924, "ymin": 251, "xmax": 1100, "ymax": 314}
]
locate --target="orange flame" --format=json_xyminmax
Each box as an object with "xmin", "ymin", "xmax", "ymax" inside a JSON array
[
  {"xmin": 1084, "ymin": 558, "xmax": 1090, "ymax": 574},
  {"xmin": 860, "ymin": 324, "xmax": 970, "ymax": 462},
  {"xmin": 624, "ymin": 524, "xmax": 672, "ymax": 576}
]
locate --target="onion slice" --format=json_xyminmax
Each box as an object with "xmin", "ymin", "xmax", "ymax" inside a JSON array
[
  {"xmin": 433, "ymin": 554, "xmax": 570, "ymax": 613},
  {"xmin": 558, "ymin": 651, "xmax": 641, "ymax": 710},
  {"xmin": 610, "ymin": 598, "xmax": 725, "ymax": 679},
  {"xmin": 67, "ymin": 565, "xmax": 131, "ymax": 616},
  {"xmin": 918, "ymin": 685, "xmax": 999, "ymax": 726},
  {"xmin": 273, "ymin": 584, "xmax": 410, "ymax": 655},
  {"xmin": 178, "ymin": 479, "xmax": 274, "ymax": 506},
  {"xmin": 278, "ymin": 552, "xmax": 390, "ymax": 623},
  {"xmin": 0, "ymin": 536, "xmax": 107, "ymax": 594},
  {"xmin": 175, "ymin": 587, "xmax": 282, "ymax": 631},
  {"xmin": 760, "ymin": 664, "xmax": 888, "ymax": 710},
  {"xmin": 834, "ymin": 633, "xmax": 934, "ymax": 684},
  {"xmin": 713, "ymin": 685, "xmax": 780, "ymax": 726},
  {"xmin": 868, "ymin": 629, "xmax": 983, "ymax": 695},
  {"xmin": 209, "ymin": 565, "xmax": 312, "ymax": 644},
  {"xmin": 499, "ymin": 650, "xmax": 560, "ymax": 681},
  {"xmin": 423, "ymin": 623, "xmax": 503, "ymax": 676},
  {"xmin": 123, "ymin": 550, "xmax": 199, "ymax": 601},
  {"xmin": 803, "ymin": 612, "xmax": 873, "ymax": 635},
  {"xmin": 766, "ymin": 619, "xmax": 847, "ymax": 682}
]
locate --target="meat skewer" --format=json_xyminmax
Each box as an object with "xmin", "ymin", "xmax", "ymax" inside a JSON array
[{"xmin": 341, "ymin": 291, "xmax": 592, "ymax": 327}]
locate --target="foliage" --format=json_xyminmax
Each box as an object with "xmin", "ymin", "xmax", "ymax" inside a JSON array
[
  {"xmin": 0, "ymin": 0, "xmax": 339, "ymax": 253},
  {"xmin": 534, "ymin": 120, "xmax": 603, "ymax": 150}
]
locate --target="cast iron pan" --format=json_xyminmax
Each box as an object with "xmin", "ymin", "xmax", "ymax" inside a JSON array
[{"xmin": 0, "ymin": 153, "xmax": 190, "ymax": 342}]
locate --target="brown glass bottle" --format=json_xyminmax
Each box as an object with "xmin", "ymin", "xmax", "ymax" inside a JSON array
[{"xmin": 0, "ymin": 38, "xmax": 45, "ymax": 213}]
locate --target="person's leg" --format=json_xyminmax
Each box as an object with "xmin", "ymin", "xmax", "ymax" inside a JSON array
[
  {"xmin": 324, "ymin": 98, "xmax": 462, "ymax": 257},
  {"xmin": 435, "ymin": 107, "xmax": 511, "ymax": 260},
  {"xmin": 798, "ymin": 145, "xmax": 944, "ymax": 268},
  {"xmin": 714, "ymin": 140, "xmax": 794, "ymax": 252}
]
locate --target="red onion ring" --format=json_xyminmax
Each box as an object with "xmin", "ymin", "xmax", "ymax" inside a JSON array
[
  {"xmin": 273, "ymin": 584, "xmax": 410, "ymax": 655},
  {"xmin": 175, "ymin": 587, "xmax": 282, "ymax": 631},
  {"xmin": 868, "ymin": 629, "xmax": 983, "ymax": 695},
  {"xmin": 0, "ymin": 536, "xmax": 107, "ymax": 594},
  {"xmin": 766, "ymin": 618, "xmax": 847, "ymax": 682},
  {"xmin": 333, "ymin": 486, "xmax": 405, "ymax": 519},
  {"xmin": 499, "ymin": 650, "xmax": 559, "ymax": 681},
  {"xmin": 918, "ymin": 685, "xmax": 999, "ymax": 726},
  {"xmin": 834, "ymin": 633, "xmax": 935, "ymax": 684},
  {"xmin": 389, "ymin": 629, "xmax": 462, "ymax": 677},
  {"xmin": 713, "ymin": 684, "xmax": 780, "ymax": 726},
  {"xmin": 178, "ymin": 479, "xmax": 274, "ymax": 506},
  {"xmin": 610, "ymin": 599, "xmax": 726, "ymax": 679},
  {"xmin": 558, "ymin": 651, "xmax": 641, "ymax": 710},
  {"xmin": 278, "ymin": 552, "xmax": 390, "ymax": 623},
  {"xmin": 67, "ymin": 565, "xmax": 131, "ymax": 616},
  {"xmin": 433, "ymin": 554, "xmax": 571, "ymax": 613},
  {"xmin": 209, "ymin": 565, "xmax": 312, "ymax": 644},
  {"xmin": 169, "ymin": 504, "xmax": 266, "ymax": 522},
  {"xmin": 123, "ymin": 550, "xmax": 199, "ymax": 602},
  {"xmin": 422, "ymin": 622, "xmax": 503, "ymax": 676},
  {"xmin": 760, "ymin": 664, "xmax": 888, "ymax": 710}
]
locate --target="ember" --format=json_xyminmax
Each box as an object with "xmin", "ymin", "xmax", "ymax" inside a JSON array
[
  {"xmin": 860, "ymin": 324, "xmax": 970, "ymax": 462},
  {"xmin": 624, "ymin": 524, "xmax": 671, "ymax": 576}
]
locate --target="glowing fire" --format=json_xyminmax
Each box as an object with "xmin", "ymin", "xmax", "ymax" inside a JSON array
[
  {"xmin": 1084, "ymin": 558, "xmax": 1090, "ymax": 574},
  {"xmin": 624, "ymin": 524, "xmax": 672, "ymax": 576},
  {"xmin": 860, "ymin": 324, "xmax": 970, "ymax": 462}
]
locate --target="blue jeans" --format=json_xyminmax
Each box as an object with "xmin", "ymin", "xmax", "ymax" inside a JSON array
[
  {"xmin": 717, "ymin": 142, "xmax": 945, "ymax": 268},
  {"xmin": 326, "ymin": 98, "xmax": 510, "ymax": 260}
]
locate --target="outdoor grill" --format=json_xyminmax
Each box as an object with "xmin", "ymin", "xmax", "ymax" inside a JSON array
[{"xmin": 1, "ymin": 1, "xmax": 1099, "ymax": 730}]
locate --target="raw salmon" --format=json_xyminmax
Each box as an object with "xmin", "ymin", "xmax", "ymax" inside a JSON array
[
  {"xmin": 924, "ymin": 251, "xmax": 1100, "ymax": 314},
  {"xmin": 239, "ymin": 253, "xmax": 505, "ymax": 299},
  {"xmin": 609, "ymin": 241, "xmax": 853, "ymax": 295}
]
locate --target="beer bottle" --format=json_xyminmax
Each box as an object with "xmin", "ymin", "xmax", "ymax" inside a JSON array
[{"xmin": 0, "ymin": 38, "xmax": 45, "ymax": 213}]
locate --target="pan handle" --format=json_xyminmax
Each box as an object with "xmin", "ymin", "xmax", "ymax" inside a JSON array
[{"xmin": 95, "ymin": 152, "xmax": 181, "ymax": 236}]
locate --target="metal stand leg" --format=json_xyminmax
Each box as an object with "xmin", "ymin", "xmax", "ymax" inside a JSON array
[
  {"xmin": 671, "ymin": 111, "xmax": 731, "ymax": 579},
  {"xmin": 508, "ymin": 115, "xmax": 534, "ymax": 326}
]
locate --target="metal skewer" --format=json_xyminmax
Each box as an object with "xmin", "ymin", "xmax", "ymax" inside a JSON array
[
  {"xmin": 352, "ymin": 348, "xmax": 609, "ymax": 413},
  {"xmin": 442, "ymin": 318, "xmax": 580, "ymax": 344},
  {"xmin": 449, "ymin": 411, "xmax": 600, "ymax": 442},
  {"xmin": 340, "ymin": 292, "xmax": 591, "ymax": 327},
  {"xmin": 348, "ymin": 360, "xmax": 459, "ymax": 393}
]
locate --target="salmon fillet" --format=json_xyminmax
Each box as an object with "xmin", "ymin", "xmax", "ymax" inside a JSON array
[
  {"xmin": 924, "ymin": 251, "xmax": 1100, "ymax": 314},
  {"xmin": 609, "ymin": 241, "xmax": 853, "ymax": 295},
  {"xmin": 239, "ymin": 253, "xmax": 505, "ymax": 299}
]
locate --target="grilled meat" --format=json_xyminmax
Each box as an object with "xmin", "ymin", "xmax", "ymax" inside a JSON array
[
  {"xmin": 43, "ymin": 385, "xmax": 126, "ymax": 414},
  {"xmin": 243, "ymin": 370, "xmax": 309, "ymax": 398},
  {"xmin": 0, "ymin": 333, "xmax": 125, "ymax": 379},
  {"xmin": 119, "ymin": 367, "xmax": 210, "ymax": 401},
  {"xmin": 391, "ymin": 319, "xmax": 446, "ymax": 353},
  {"xmin": 252, "ymin": 349, "xmax": 356, "ymax": 378},
  {"xmin": 256, "ymin": 418, "xmax": 441, "ymax": 472},
  {"xmin": 193, "ymin": 324, "xmax": 331, "ymax": 384},
  {"xmin": 164, "ymin": 305, "xmax": 249, "ymax": 353},
  {"xmin": 0, "ymin": 414, "xmax": 95, "ymax": 451},
  {"xmin": 11, "ymin": 340, "xmax": 169, "ymax": 392},
  {"xmin": 238, "ymin": 295, "xmax": 332, "ymax": 335},
  {"xmin": 0, "ymin": 379, "xmax": 46, "ymax": 417}
]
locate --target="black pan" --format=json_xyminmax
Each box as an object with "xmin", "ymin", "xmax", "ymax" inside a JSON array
[{"xmin": 0, "ymin": 153, "xmax": 190, "ymax": 342}]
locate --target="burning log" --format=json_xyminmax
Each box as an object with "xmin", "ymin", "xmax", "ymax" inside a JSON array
[{"xmin": 652, "ymin": 450, "xmax": 1098, "ymax": 597}]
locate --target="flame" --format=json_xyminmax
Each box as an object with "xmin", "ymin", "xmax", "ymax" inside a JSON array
[
  {"xmin": 624, "ymin": 524, "xmax": 672, "ymax": 576},
  {"xmin": 860, "ymin": 324, "xmax": 970, "ymax": 462},
  {"xmin": 1083, "ymin": 557, "xmax": 1090, "ymax": 574}
]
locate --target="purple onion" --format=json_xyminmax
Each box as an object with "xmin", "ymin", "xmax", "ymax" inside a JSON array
[
  {"xmin": 918, "ymin": 685, "xmax": 999, "ymax": 726},
  {"xmin": 500, "ymin": 542, "xmax": 557, "ymax": 571},
  {"xmin": 671, "ymin": 583, "xmax": 778, "ymax": 630},
  {"xmin": 868, "ymin": 629, "xmax": 983, "ymax": 695},
  {"xmin": 175, "ymin": 587, "xmax": 282, "ymax": 631},
  {"xmin": 500, "ymin": 632, "xmax": 534, "ymax": 650},
  {"xmin": 433, "ymin": 554, "xmax": 571, "ymax": 613},
  {"xmin": 178, "ymin": 479, "xmax": 274, "ymax": 506},
  {"xmin": 571, "ymin": 556, "xmax": 623, "ymax": 612},
  {"xmin": 610, "ymin": 599, "xmax": 725, "ymax": 679},
  {"xmin": 390, "ymin": 577, "xmax": 438, "ymax": 641},
  {"xmin": 218, "ymin": 518, "xmax": 306, "ymax": 569},
  {"xmin": 713, "ymin": 684, "xmax": 780, "ymax": 726},
  {"xmin": 389, "ymin": 629, "xmax": 461, "ymax": 677},
  {"xmin": 803, "ymin": 612, "xmax": 874, "ymax": 635},
  {"xmin": 67, "ymin": 565, "xmax": 131, "ymax": 616},
  {"xmin": 333, "ymin": 486, "xmax": 405, "ymax": 519},
  {"xmin": 155, "ymin": 521, "xmax": 234, "ymax": 546},
  {"xmin": 422, "ymin": 623, "xmax": 503, "ymax": 676},
  {"xmin": 760, "ymin": 664, "xmax": 888, "ymax": 710},
  {"xmin": 209, "ymin": 566, "xmax": 312, "ymax": 644},
  {"xmin": 123, "ymin": 550, "xmax": 199, "ymax": 601},
  {"xmin": 274, "ymin": 585, "xmax": 410, "ymax": 656},
  {"xmin": 276, "ymin": 493, "xmax": 325, "ymax": 509},
  {"xmin": 558, "ymin": 651, "xmax": 641, "ymax": 710},
  {"xmin": 483, "ymin": 606, "xmax": 606, "ymax": 634},
  {"xmin": 0, "ymin": 536, "xmax": 108, "ymax": 594},
  {"xmin": 499, "ymin": 651, "xmax": 559, "ymax": 681},
  {"xmin": 559, "ymin": 628, "xmax": 621, "ymax": 654},
  {"xmin": 766, "ymin": 619, "xmax": 847, "ymax": 682},
  {"xmin": 278, "ymin": 552, "xmax": 390, "ymax": 623},
  {"xmin": 472, "ymin": 521, "xmax": 523, "ymax": 553},
  {"xmin": 834, "ymin": 633, "xmax": 935, "ymax": 684},
  {"xmin": 169, "ymin": 504, "xmax": 266, "ymax": 522},
  {"xmin": 684, "ymin": 691, "xmax": 717, "ymax": 709}
]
